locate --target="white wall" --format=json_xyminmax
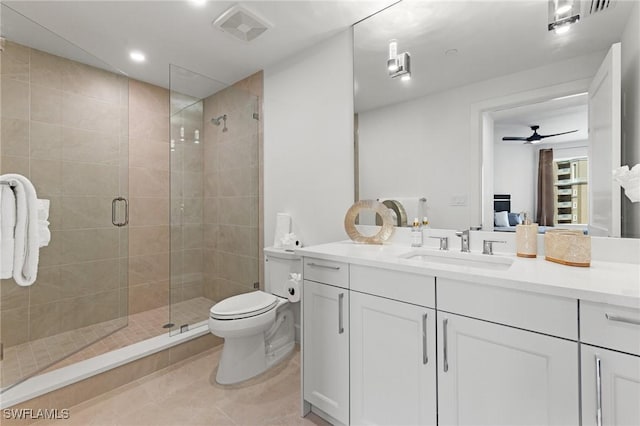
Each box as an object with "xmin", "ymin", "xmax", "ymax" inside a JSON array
[
  {"xmin": 548, "ymin": 141, "xmax": 588, "ymax": 162},
  {"xmin": 493, "ymin": 140, "xmax": 536, "ymax": 217},
  {"xmin": 264, "ymin": 30, "xmax": 354, "ymax": 247},
  {"xmin": 621, "ymin": 1, "xmax": 640, "ymax": 238},
  {"xmin": 359, "ymin": 51, "xmax": 605, "ymax": 230}
]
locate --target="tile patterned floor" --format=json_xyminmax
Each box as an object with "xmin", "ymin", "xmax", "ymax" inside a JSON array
[
  {"xmin": 35, "ymin": 345, "xmax": 329, "ymax": 426},
  {"xmin": 1, "ymin": 297, "xmax": 214, "ymax": 388}
]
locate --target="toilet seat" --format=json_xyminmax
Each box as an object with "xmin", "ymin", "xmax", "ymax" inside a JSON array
[{"xmin": 210, "ymin": 291, "xmax": 279, "ymax": 320}]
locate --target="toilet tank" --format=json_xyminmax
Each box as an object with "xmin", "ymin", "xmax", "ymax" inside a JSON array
[{"xmin": 264, "ymin": 247, "xmax": 302, "ymax": 298}]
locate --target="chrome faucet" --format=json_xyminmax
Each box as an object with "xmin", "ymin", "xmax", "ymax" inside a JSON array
[
  {"xmin": 455, "ymin": 229, "xmax": 470, "ymax": 253},
  {"xmin": 482, "ymin": 239, "xmax": 506, "ymax": 255},
  {"xmin": 429, "ymin": 236, "xmax": 449, "ymax": 251}
]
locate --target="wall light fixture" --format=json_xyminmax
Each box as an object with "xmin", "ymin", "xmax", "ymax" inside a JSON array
[
  {"xmin": 387, "ymin": 39, "xmax": 411, "ymax": 81},
  {"xmin": 548, "ymin": 0, "xmax": 580, "ymax": 34}
]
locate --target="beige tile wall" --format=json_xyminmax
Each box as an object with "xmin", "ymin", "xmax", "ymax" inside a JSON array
[
  {"xmin": 1, "ymin": 42, "xmax": 129, "ymax": 348},
  {"xmin": 0, "ymin": 43, "xmax": 174, "ymax": 345},
  {"xmin": 202, "ymin": 71, "xmax": 263, "ymax": 302},
  {"xmin": 127, "ymin": 80, "xmax": 171, "ymax": 315},
  {"xmin": 170, "ymin": 98, "xmax": 205, "ymax": 308}
]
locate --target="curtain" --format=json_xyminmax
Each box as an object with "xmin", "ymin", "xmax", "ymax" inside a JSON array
[{"xmin": 536, "ymin": 148, "xmax": 554, "ymax": 226}]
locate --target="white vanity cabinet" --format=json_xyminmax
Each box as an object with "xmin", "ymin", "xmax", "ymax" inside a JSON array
[
  {"xmin": 436, "ymin": 312, "xmax": 579, "ymax": 426},
  {"xmin": 437, "ymin": 278, "xmax": 580, "ymax": 426},
  {"xmin": 348, "ymin": 265, "xmax": 437, "ymax": 425},
  {"xmin": 581, "ymin": 345, "xmax": 640, "ymax": 426},
  {"xmin": 302, "ymin": 259, "xmax": 350, "ymax": 425},
  {"xmin": 299, "ymin": 247, "xmax": 638, "ymax": 426},
  {"xmin": 580, "ymin": 302, "xmax": 640, "ymax": 426}
]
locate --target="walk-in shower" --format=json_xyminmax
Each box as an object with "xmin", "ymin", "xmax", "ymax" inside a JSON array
[{"xmin": 0, "ymin": 3, "xmax": 261, "ymax": 408}]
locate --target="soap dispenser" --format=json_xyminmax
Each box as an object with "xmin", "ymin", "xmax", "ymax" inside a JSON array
[
  {"xmin": 411, "ymin": 217, "xmax": 423, "ymax": 247},
  {"xmin": 516, "ymin": 212, "xmax": 538, "ymax": 258}
]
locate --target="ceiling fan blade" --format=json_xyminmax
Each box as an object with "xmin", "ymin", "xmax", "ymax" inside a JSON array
[
  {"xmin": 502, "ymin": 136, "xmax": 529, "ymax": 141},
  {"xmin": 538, "ymin": 130, "xmax": 579, "ymax": 139}
]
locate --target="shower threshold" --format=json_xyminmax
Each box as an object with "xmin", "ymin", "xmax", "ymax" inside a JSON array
[{"xmin": 0, "ymin": 321, "xmax": 209, "ymax": 409}]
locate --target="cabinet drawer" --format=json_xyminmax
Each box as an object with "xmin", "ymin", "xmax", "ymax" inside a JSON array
[
  {"xmin": 303, "ymin": 257, "xmax": 349, "ymax": 288},
  {"xmin": 437, "ymin": 278, "xmax": 578, "ymax": 340},
  {"xmin": 350, "ymin": 265, "xmax": 435, "ymax": 307},
  {"xmin": 580, "ymin": 301, "xmax": 640, "ymax": 356}
]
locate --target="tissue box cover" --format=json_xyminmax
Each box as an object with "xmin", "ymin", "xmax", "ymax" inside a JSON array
[{"xmin": 544, "ymin": 230, "xmax": 590, "ymax": 267}]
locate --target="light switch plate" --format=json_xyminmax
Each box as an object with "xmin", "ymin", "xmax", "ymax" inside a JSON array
[{"xmin": 449, "ymin": 195, "xmax": 467, "ymax": 206}]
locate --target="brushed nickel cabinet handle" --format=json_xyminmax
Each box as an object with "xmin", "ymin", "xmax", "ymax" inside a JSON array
[
  {"xmin": 422, "ymin": 313, "xmax": 428, "ymax": 365},
  {"xmin": 338, "ymin": 293, "xmax": 344, "ymax": 334},
  {"xmin": 443, "ymin": 318, "xmax": 449, "ymax": 372},
  {"xmin": 605, "ymin": 313, "xmax": 640, "ymax": 326},
  {"xmin": 596, "ymin": 355, "xmax": 602, "ymax": 426},
  {"xmin": 307, "ymin": 262, "xmax": 341, "ymax": 270}
]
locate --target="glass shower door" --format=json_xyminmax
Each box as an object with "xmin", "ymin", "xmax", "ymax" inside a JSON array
[
  {"xmin": 169, "ymin": 65, "xmax": 260, "ymax": 334},
  {"xmin": 0, "ymin": 4, "xmax": 128, "ymax": 390}
]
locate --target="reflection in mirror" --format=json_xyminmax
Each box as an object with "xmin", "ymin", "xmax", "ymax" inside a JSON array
[
  {"xmin": 354, "ymin": 0, "xmax": 640, "ymax": 238},
  {"xmin": 490, "ymin": 93, "xmax": 589, "ymax": 233}
]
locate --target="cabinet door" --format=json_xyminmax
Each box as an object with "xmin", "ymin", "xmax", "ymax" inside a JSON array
[
  {"xmin": 350, "ymin": 291, "xmax": 436, "ymax": 425},
  {"xmin": 302, "ymin": 280, "xmax": 349, "ymax": 424},
  {"xmin": 581, "ymin": 345, "xmax": 640, "ymax": 426},
  {"xmin": 437, "ymin": 312, "xmax": 579, "ymax": 426}
]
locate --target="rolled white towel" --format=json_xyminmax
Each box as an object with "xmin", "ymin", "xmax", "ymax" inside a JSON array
[
  {"xmin": 37, "ymin": 199, "xmax": 50, "ymax": 221},
  {"xmin": 39, "ymin": 220, "xmax": 51, "ymax": 248},
  {"xmin": 0, "ymin": 183, "xmax": 16, "ymax": 279},
  {"xmin": 36, "ymin": 199, "xmax": 51, "ymax": 247},
  {"xmin": 1, "ymin": 174, "xmax": 39, "ymax": 286}
]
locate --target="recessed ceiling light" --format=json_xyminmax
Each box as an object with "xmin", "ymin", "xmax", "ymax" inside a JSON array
[
  {"xmin": 129, "ymin": 51, "xmax": 146, "ymax": 63},
  {"xmin": 190, "ymin": 0, "xmax": 206, "ymax": 7}
]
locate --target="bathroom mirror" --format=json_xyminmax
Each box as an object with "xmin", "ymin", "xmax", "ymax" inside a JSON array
[{"xmin": 354, "ymin": 0, "xmax": 639, "ymax": 238}]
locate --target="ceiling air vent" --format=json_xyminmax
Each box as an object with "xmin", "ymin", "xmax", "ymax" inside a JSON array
[
  {"xmin": 212, "ymin": 5, "xmax": 271, "ymax": 42},
  {"xmin": 580, "ymin": 0, "xmax": 616, "ymax": 17}
]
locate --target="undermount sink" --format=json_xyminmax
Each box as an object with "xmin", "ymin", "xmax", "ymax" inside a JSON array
[{"xmin": 400, "ymin": 249, "xmax": 514, "ymax": 271}]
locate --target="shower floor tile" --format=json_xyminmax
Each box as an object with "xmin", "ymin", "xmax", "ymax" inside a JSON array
[
  {"xmin": 35, "ymin": 345, "xmax": 329, "ymax": 426},
  {"xmin": 1, "ymin": 297, "xmax": 214, "ymax": 388}
]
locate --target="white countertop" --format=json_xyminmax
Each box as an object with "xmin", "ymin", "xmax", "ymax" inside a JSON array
[{"xmin": 297, "ymin": 240, "xmax": 640, "ymax": 309}]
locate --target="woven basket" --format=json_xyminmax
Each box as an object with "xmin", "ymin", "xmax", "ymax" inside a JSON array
[{"xmin": 544, "ymin": 229, "xmax": 590, "ymax": 267}]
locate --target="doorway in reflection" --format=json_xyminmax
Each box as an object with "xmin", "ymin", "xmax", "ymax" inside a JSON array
[{"xmin": 490, "ymin": 94, "xmax": 589, "ymax": 230}]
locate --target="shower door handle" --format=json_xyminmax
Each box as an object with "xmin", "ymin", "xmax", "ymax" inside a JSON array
[{"xmin": 112, "ymin": 197, "xmax": 129, "ymax": 227}]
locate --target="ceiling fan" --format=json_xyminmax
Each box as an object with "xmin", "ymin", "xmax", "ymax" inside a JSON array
[{"xmin": 502, "ymin": 125, "xmax": 578, "ymax": 144}]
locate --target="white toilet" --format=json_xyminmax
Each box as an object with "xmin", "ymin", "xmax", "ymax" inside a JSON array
[{"xmin": 208, "ymin": 247, "xmax": 301, "ymax": 384}]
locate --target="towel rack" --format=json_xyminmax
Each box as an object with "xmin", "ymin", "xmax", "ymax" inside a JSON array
[{"xmin": 0, "ymin": 181, "xmax": 16, "ymax": 187}]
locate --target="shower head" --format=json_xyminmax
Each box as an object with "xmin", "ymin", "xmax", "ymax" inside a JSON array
[
  {"xmin": 211, "ymin": 114, "xmax": 228, "ymax": 132},
  {"xmin": 211, "ymin": 115, "xmax": 225, "ymax": 125}
]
